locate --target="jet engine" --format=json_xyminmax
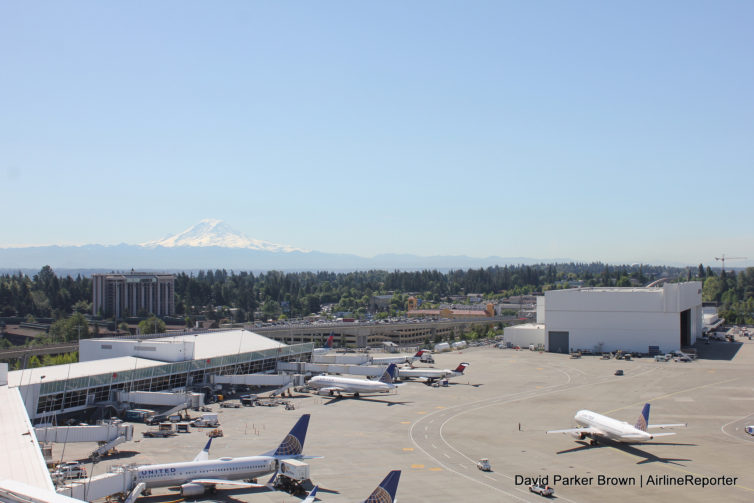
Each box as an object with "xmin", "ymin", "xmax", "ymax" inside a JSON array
[
  {"xmin": 180, "ymin": 483, "xmax": 206, "ymax": 496},
  {"xmin": 570, "ymin": 431, "xmax": 587, "ymax": 440}
]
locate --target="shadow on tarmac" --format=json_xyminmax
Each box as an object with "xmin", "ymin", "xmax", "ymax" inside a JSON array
[
  {"xmin": 556, "ymin": 439, "xmax": 695, "ymax": 466},
  {"xmin": 321, "ymin": 395, "xmax": 412, "ymax": 406}
]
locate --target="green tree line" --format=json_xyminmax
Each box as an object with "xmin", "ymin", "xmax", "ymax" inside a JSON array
[{"xmin": 2, "ymin": 263, "xmax": 753, "ymax": 325}]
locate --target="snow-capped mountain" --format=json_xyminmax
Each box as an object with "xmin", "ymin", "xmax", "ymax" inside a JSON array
[{"xmin": 140, "ymin": 219, "xmax": 309, "ymax": 253}]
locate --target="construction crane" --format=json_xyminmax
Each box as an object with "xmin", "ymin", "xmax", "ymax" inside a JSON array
[{"xmin": 714, "ymin": 254, "xmax": 747, "ymax": 273}]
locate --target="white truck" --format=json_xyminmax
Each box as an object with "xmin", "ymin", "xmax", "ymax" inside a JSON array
[
  {"xmin": 191, "ymin": 413, "xmax": 220, "ymax": 428},
  {"xmin": 419, "ymin": 351, "xmax": 435, "ymax": 363}
]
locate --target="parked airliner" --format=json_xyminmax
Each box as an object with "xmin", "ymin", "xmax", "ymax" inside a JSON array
[
  {"xmin": 372, "ymin": 350, "xmax": 425, "ymax": 365},
  {"xmin": 312, "ymin": 333, "xmax": 335, "ymax": 355},
  {"xmin": 132, "ymin": 414, "xmax": 313, "ymax": 496},
  {"xmin": 308, "ymin": 363, "xmax": 398, "ymax": 397},
  {"xmin": 302, "ymin": 470, "xmax": 401, "ymax": 503},
  {"xmin": 547, "ymin": 403, "xmax": 686, "ymax": 445},
  {"xmin": 397, "ymin": 362, "xmax": 469, "ymax": 383}
]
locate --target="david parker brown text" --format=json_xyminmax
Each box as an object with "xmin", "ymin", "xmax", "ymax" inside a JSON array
[{"xmin": 516, "ymin": 474, "xmax": 738, "ymax": 488}]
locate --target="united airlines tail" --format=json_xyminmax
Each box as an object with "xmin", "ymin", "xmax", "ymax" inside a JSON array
[
  {"xmin": 379, "ymin": 364, "xmax": 398, "ymax": 384},
  {"xmin": 634, "ymin": 403, "xmax": 650, "ymax": 432},
  {"xmin": 363, "ymin": 470, "xmax": 401, "ymax": 503},
  {"xmin": 271, "ymin": 414, "xmax": 310, "ymax": 458}
]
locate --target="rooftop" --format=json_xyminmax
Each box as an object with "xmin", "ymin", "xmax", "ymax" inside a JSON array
[{"xmin": 0, "ymin": 386, "xmax": 54, "ymax": 491}]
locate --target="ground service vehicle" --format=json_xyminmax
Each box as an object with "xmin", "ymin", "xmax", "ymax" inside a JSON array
[
  {"xmin": 192, "ymin": 413, "xmax": 220, "ymax": 427},
  {"xmin": 52, "ymin": 462, "xmax": 86, "ymax": 480},
  {"xmin": 477, "ymin": 458, "xmax": 491, "ymax": 471},
  {"xmin": 529, "ymin": 484, "xmax": 554, "ymax": 497}
]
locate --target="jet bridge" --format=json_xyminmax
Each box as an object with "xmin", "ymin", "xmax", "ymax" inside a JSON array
[
  {"xmin": 277, "ymin": 361, "xmax": 387, "ymax": 377},
  {"xmin": 35, "ymin": 423, "xmax": 134, "ymax": 461}
]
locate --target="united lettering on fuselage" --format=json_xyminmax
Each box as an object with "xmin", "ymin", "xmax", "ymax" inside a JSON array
[{"xmin": 131, "ymin": 414, "xmax": 311, "ymax": 496}]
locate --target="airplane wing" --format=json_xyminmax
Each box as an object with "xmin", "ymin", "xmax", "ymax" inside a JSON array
[
  {"xmin": 189, "ymin": 479, "xmax": 266, "ymax": 488},
  {"xmin": 546, "ymin": 427, "xmax": 603, "ymax": 435},
  {"xmin": 647, "ymin": 423, "xmax": 687, "ymax": 429},
  {"xmin": 193, "ymin": 439, "xmax": 212, "ymax": 462},
  {"xmin": 648, "ymin": 432, "xmax": 677, "ymax": 437}
]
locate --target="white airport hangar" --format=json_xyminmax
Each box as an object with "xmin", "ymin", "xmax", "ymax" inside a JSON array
[{"xmin": 504, "ymin": 281, "xmax": 703, "ymax": 354}]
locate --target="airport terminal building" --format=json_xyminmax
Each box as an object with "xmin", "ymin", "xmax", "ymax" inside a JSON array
[
  {"xmin": 9, "ymin": 329, "xmax": 313, "ymax": 422},
  {"xmin": 504, "ymin": 282, "xmax": 703, "ymax": 354}
]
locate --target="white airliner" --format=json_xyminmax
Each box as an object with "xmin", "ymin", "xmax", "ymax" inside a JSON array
[
  {"xmin": 547, "ymin": 403, "xmax": 686, "ymax": 445},
  {"xmin": 312, "ymin": 333, "xmax": 335, "ymax": 355},
  {"xmin": 308, "ymin": 363, "xmax": 398, "ymax": 397},
  {"xmin": 397, "ymin": 362, "xmax": 469, "ymax": 382},
  {"xmin": 303, "ymin": 470, "xmax": 401, "ymax": 503},
  {"xmin": 372, "ymin": 350, "xmax": 425, "ymax": 365},
  {"xmin": 132, "ymin": 414, "xmax": 313, "ymax": 496}
]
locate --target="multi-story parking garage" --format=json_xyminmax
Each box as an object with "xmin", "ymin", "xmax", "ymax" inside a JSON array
[{"xmin": 9, "ymin": 329, "xmax": 313, "ymax": 422}]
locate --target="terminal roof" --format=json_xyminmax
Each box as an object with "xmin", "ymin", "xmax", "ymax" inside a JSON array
[{"xmin": 0, "ymin": 386, "xmax": 54, "ymax": 491}]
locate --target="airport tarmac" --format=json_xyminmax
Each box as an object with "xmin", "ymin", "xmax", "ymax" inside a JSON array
[{"xmin": 56, "ymin": 340, "xmax": 754, "ymax": 502}]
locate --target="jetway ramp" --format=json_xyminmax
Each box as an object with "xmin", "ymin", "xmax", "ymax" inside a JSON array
[
  {"xmin": 211, "ymin": 373, "xmax": 298, "ymax": 386},
  {"xmin": 35, "ymin": 424, "xmax": 133, "ymax": 444},
  {"xmin": 277, "ymin": 361, "xmax": 386, "ymax": 377},
  {"xmin": 56, "ymin": 468, "xmax": 134, "ymax": 502}
]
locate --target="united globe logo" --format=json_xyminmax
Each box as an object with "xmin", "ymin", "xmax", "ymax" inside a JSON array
[
  {"xmin": 364, "ymin": 486, "xmax": 392, "ymax": 503},
  {"xmin": 275, "ymin": 434, "xmax": 303, "ymax": 456}
]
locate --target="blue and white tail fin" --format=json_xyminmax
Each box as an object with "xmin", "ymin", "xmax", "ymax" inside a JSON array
[
  {"xmin": 269, "ymin": 414, "xmax": 310, "ymax": 458},
  {"xmin": 634, "ymin": 403, "xmax": 650, "ymax": 431},
  {"xmin": 379, "ymin": 364, "xmax": 397, "ymax": 384},
  {"xmin": 193, "ymin": 438, "xmax": 212, "ymax": 462},
  {"xmin": 302, "ymin": 485, "xmax": 318, "ymax": 503},
  {"xmin": 362, "ymin": 470, "xmax": 400, "ymax": 503}
]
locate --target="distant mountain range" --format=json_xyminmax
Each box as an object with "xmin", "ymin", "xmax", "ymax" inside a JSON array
[{"xmin": 0, "ymin": 219, "xmax": 561, "ymax": 272}]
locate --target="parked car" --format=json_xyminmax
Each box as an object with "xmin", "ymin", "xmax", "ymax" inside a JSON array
[
  {"xmin": 529, "ymin": 484, "xmax": 554, "ymax": 497},
  {"xmin": 614, "ymin": 369, "xmax": 624, "ymax": 376}
]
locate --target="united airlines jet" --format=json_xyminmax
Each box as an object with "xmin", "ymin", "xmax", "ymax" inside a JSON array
[
  {"xmin": 302, "ymin": 470, "xmax": 401, "ymax": 503},
  {"xmin": 132, "ymin": 414, "xmax": 313, "ymax": 496},
  {"xmin": 547, "ymin": 403, "xmax": 686, "ymax": 445},
  {"xmin": 308, "ymin": 363, "xmax": 398, "ymax": 397}
]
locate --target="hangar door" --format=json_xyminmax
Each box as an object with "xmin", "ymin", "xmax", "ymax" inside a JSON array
[
  {"xmin": 680, "ymin": 309, "xmax": 691, "ymax": 347},
  {"xmin": 548, "ymin": 331, "xmax": 569, "ymax": 354}
]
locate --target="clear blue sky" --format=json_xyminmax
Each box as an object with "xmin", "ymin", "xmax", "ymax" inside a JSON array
[{"xmin": 2, "ymin": 1, "xmax": 752, "ymax": 266}]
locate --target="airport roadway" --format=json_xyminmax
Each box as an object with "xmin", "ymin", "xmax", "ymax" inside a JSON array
[{"xmin": 55, "ymin": 342, "xmax": 754, "ymax": 503}]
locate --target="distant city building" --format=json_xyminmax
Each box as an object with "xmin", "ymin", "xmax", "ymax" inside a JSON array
[{"xmin": 92, "ymin": 272, "xmax": 175, "ymax": 319}]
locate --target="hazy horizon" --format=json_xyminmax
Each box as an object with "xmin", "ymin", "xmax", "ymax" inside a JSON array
[{"xmin": 2, "ymin": 2, "xmax": 752, "ymax": 267}]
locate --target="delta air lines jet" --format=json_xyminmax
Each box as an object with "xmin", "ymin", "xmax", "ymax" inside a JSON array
[
  {"xmin": 312, "ymin": 333, "xmax": 335, "ymax": 355},
  {"xmin": 397, "ymin": 362, "xmax": 469, "ymax": 383},
  {"xmin": 547, "ymin": 403, "xmax": 686, "ymax": 445},
  {"xmin": 133, "ymin": 414, "xmax": 313, "ymax": 496},
  {"xmin": 308, "ymin": 363, "xmax": 398, "ymax": 397}
]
